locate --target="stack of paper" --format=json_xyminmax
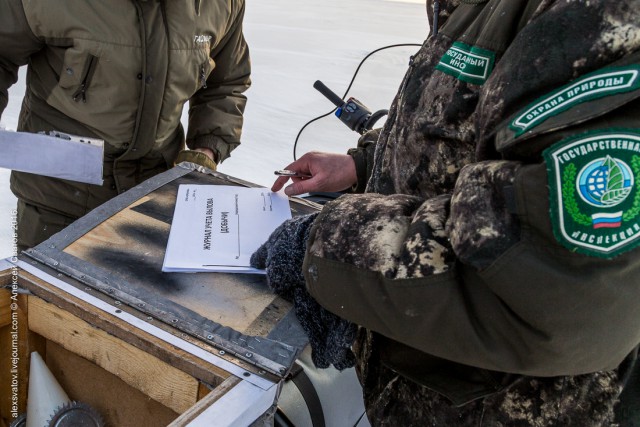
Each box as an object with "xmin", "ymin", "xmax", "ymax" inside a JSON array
[{"xmin": 162, "ymin": 185, "xmax": 292, "ymax": 274}]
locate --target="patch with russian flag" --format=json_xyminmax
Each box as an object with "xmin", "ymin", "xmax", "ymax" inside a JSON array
[{"xmin": 544, "ymin": 130, "xmax": 640, "ymax": 258}]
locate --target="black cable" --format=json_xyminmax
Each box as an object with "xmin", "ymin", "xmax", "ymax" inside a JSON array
[
  {"xmin": 292, "ymin": 43, "xmax": 422, "ymax": 160},
  {"xmin": 274, "ymin": 408, "xmax": 296, "ymax": 427}
]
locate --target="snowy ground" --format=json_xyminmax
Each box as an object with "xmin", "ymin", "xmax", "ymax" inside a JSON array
[{"xmin": 0, "ymin": 0, "xmax": 428, "ymax": 257}]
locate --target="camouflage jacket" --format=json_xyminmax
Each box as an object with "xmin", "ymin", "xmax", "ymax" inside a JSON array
[{"xmin": 305, "ymin": 0, "xmax": 640, "ymax": 425}]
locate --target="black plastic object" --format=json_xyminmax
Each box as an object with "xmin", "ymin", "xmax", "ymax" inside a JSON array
[{"xmin": 313, "ymin": 80, "xmax": 387, "ymax": 135}]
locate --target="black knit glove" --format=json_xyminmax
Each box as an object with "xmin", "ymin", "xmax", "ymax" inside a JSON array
[
  {"xmin": 250, "ymin": 214, "xmax": 317, "ymax": 299},
  {"xmin": 250, "ymin": 213, "xmax": 357, "ymax": 370}
]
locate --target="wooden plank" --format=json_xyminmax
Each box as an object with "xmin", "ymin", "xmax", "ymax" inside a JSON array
[
  {"xmin": 198, "ymin": 382, "xmax": 213, "ymax": 400},
  {"xmin": 0, "ymin": 289, "xmax": 10, "ymax": 329},
  {"xmin": 28, "ymin": 296, "xmax": 199, "ymax": 414},
  {"xmin": 177, "ymin": 380, "xmax": 277, "ymax": 427},
  {"xmin": 0, "ymin": 269, "xmax": 11, "ymax": 287},
  {"xmin": 46, "ymin": 341, "xmax": 179, "ymax": 427},
  {"xmin": 0, "ymin": 293, "xmax": 40, "ymax": 420},
  {"xmin": 65, "ymin": 196, "xmax": 160, "ymax": 261},
  {"xmin": 18, "ymin": 270, "xmax": 234, "ymax": 387},
  {"xmin": 0, "ymin": 325, "xmax": 16, "ymax": 422},
  {"xmin": 0, "ymin": 267, "xmax": 17, "ymax": 329},
  {"xmin": 168, "ymin": 376, "xmax": 241, "ymax": 427},
  {"xmin": 15, "ymin": 294, "xmax": 32, "ymax": 416}
]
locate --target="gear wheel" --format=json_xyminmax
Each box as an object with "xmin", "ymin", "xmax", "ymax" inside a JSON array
[
  {"xmin": 8, "ymin": 412, "xmax": 26, "ymax": 427},
  {"xmin": 46, "ymin": 401, "xmax": 105, "ymax": 427}
]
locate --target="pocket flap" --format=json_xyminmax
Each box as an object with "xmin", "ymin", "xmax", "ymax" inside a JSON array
[{"xmin": 58, "ymin": 48, "xmax": 93, "ymax": 89}]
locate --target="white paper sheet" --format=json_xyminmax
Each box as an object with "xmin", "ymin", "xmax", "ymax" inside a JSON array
[{"xmin": 162, "ymin": 185, "xmax": 292, "ymax": 274}]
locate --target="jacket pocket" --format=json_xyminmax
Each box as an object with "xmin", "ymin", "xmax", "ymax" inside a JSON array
[
  {"xmin": 58, "ymin": 47, "xmax": 99, "ymax": 89},
  {"xmin": 70, "ymin": 54, "xmax": 99, "ymax": 103},
  {"xmin": 377, "ymin": 334, "xmax": 521, "ymax": 406}
]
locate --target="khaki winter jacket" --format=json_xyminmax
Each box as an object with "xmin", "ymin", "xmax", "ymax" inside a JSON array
[
  {"xmin": 0, "ymin": 0, "xmax": 250, "ymax": 218},
  {"xmin": 306, "ymin": 0, "xmax": 640, "ymax": 424}
]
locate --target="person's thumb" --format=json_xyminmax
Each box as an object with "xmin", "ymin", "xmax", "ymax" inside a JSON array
[{"xmin": 284, "ymin": 180, "xmax": 314, "ymax": 196}]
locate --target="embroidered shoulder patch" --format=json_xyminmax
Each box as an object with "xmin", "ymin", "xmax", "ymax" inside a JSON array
[
  {"xmin": 511, "ymin": 65, "xmax": 640, "ymax": 136},
  {"xmin": 544, "ymin": 130, "xmax": 640, "ymax": 258},
  {"xmin": 435, "ymin": 41, "xmax": 495, "ymax": 85}
]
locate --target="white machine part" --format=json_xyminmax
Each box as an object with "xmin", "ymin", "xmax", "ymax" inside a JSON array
[{"xmin": 277, "ymin": 346, "xmax": 371, "ymax": 427}]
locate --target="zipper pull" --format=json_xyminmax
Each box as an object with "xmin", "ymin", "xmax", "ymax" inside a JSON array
[
  {"xmin": 200, "ymin": 64, "xmax": 208, "ymax": 89},
  {"xmin": 72, "ymin": 55, "xmax": 97, "ymax": 103},
  {"xmin": 73, "ymin": 83, "xmax": 87, "ymax": 103}
]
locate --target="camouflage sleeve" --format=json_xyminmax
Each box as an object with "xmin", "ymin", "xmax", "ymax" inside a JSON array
[
  {"xmin": 186, "ymin": 0, "xmax": 251, "ymax": 163},
  {"xmin": 347, "ymin": 128, "xmax": 380, "ymax": 193},
  {"xmin": 301, "ymin": 162, "xmax": 520, "ymax": 370},
  {"xmin": 0, "ymin": 1, "xmax": 42, "ymax": 118},
  {"xmin": 303, "ymin": 157, "xmax": 640, "ymax": 376}
]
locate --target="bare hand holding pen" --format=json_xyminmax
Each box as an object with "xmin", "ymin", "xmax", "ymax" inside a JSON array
[{"xmin": 272, "ymin": 152, "xmax": 357, "ymax": 196}]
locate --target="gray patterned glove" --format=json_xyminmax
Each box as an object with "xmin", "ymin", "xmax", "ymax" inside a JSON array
[{"xmin": 250, "ymin": 213, "xmax": 357, "ymax": 370}]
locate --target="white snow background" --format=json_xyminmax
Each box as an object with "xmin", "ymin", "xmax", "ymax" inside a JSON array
[{"xmin": 0, "ymin": 0, "xmax": 428, "ymax": 257}]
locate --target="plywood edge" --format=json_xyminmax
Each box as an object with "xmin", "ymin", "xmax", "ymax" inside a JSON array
[
  {"xmin": 0, "ymin": 293, "xmax": 38, "ymax": 418},
  {"xmin": 0, "ymin": 289, "xmax": 11, "ymax": 329},
  {"xmin": 0, "ymin": 268, "xmax": 12, "ymax": 287},
  {"xmin": 168, "ymin": 376, "xmax": 241, "ymax": 427},
  {"xmin": 28, "ymin": 296, "xmax": 199, "ymax": 414},
  {"xmin": 0, "ymin": 267, "xmax": 17, "ymax": 329}
]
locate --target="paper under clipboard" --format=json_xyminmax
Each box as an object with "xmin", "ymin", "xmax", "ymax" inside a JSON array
[
  {"xmin": 0, "ymin": 129, "xmax": 104, "ymax": 185},
  {"xmin": 162, "ymin": 184, "xmax": 292, "ymax": 274}
]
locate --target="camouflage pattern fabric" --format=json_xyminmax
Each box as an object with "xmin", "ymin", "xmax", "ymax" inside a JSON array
[
  {"xmin": 449, "ymin": 161, "xmax": 521, "ymax": 270},
  {"xmin": 309, "ymin": 193, "xmax": 453, "ymax": 279},
  {"xmin": 354, "ymin": 329, "xmax": 624, "ymax": 427},
  {"xmin": 303, "ymin": 0, "xmax": 640, "ymax": 425}
]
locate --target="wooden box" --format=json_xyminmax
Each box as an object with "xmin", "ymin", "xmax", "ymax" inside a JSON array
[{"xmin": 0, "ymin": 164, "xmax": 359, "ymax": 427}]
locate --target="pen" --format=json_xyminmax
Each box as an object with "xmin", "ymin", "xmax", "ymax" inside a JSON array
[{"xmin": 274, "ymin": 169, "xmax": 312, "ymax": 178}]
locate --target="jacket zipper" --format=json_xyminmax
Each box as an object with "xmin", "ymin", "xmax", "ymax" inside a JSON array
[
  {"xmin": 200, "ymin": 63, "xmax": 208, "ymax": 89},
  {"xmin": 73, "ymin": 54, "xmax": 99, "ymax": 103}
]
